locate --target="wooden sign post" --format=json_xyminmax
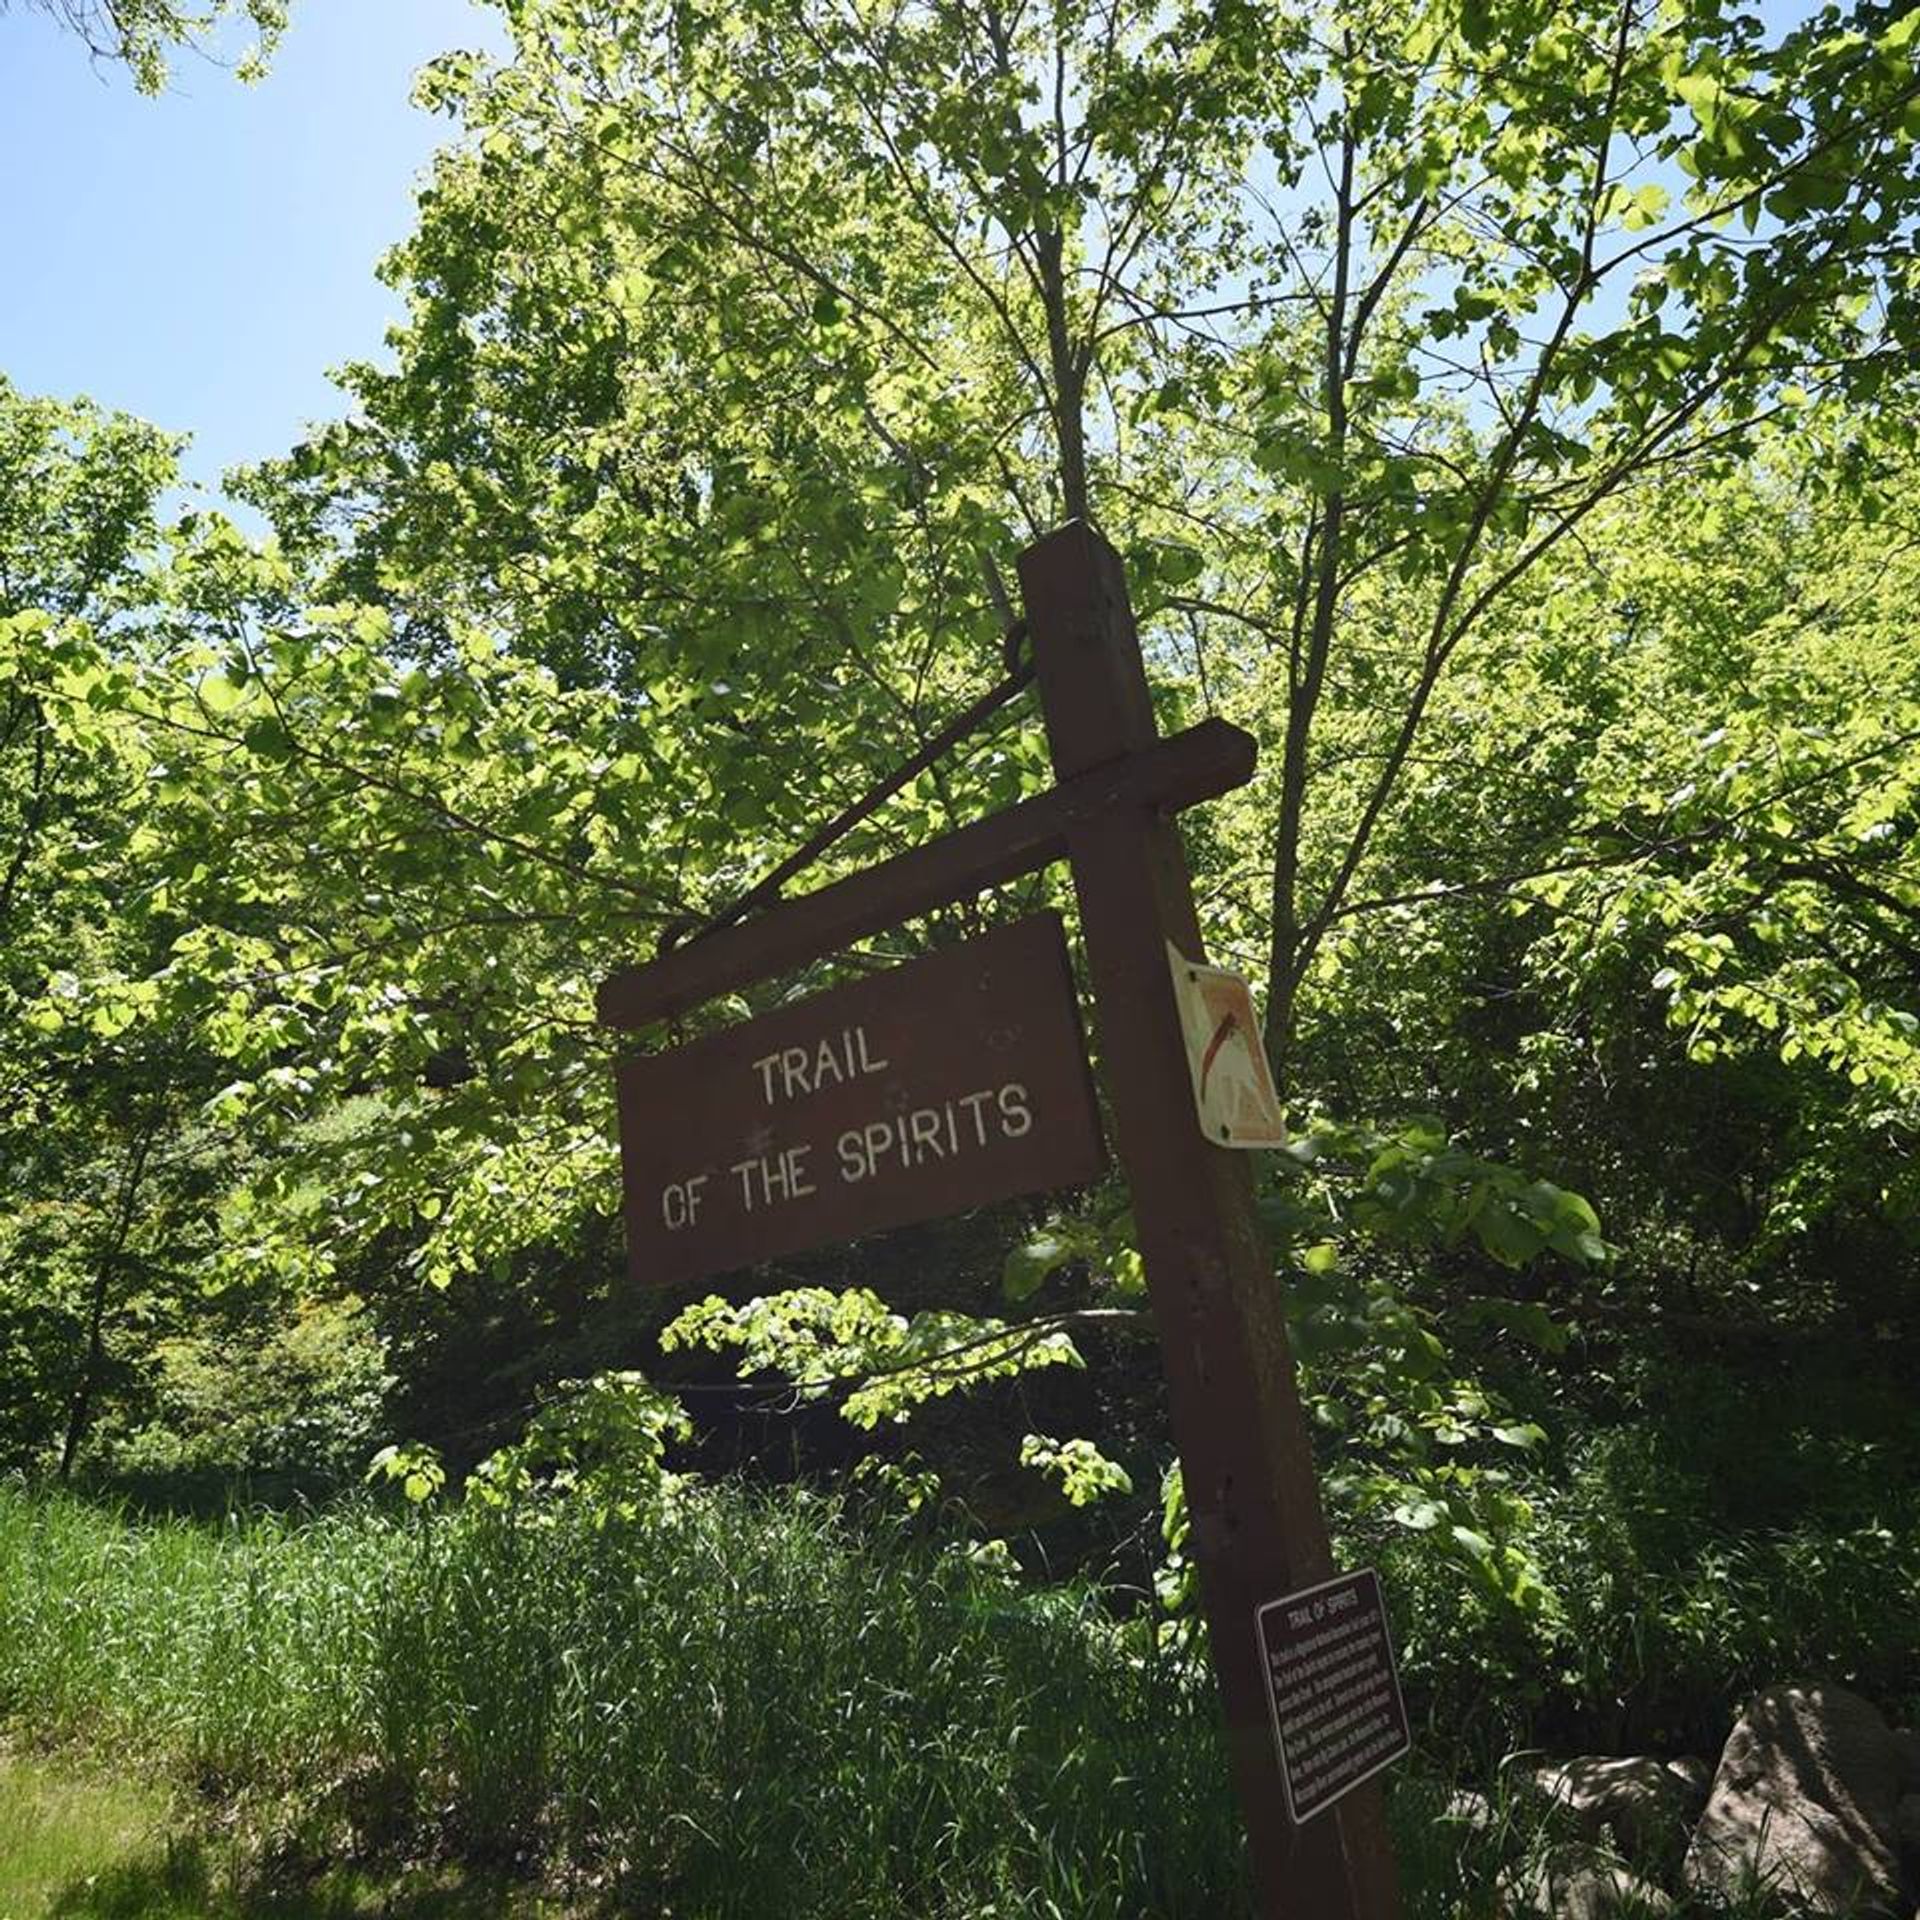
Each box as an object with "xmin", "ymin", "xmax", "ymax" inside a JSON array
[
  {"xmin": 599, "ymin": 522, "xmax": 1401, "ymax": 1920},
  {"xmin": 1019, "ymin": 524, "xmax": 1400, "ymax": 1919}
]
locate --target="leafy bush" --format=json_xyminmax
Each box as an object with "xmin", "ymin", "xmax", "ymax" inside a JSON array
[
  {"xmin": 1362, "ymin": 1356, "xmax": 1920, "ymax": 1758},
  {"xmin": 105, "ymin": 1295, "xmax": 393, "ymax": 1496}
]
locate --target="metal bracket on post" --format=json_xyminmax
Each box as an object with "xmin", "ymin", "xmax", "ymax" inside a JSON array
[{"xmin": 1016, "ymin": 521, "xmax": 1402, "ymax": 1920}]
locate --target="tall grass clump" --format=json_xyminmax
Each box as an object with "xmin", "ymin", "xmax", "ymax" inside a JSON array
[{"xmin": 0, "ymin": 1480, "xmax": 1246, "ymax": 1919}]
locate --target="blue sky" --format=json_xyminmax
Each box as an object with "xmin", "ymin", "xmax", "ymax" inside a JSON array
[{"xmin": 1, "ymin": 0, "xmax": 505, "ymax": 506}]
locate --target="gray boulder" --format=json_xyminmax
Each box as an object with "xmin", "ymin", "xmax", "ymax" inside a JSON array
[
  {"xmin": 1442, "ymin": 1786, "xmax": 1495, "ymax": 1835},
  {"xmin": 1500, "ymin": 1843, "xmax": 1673, "ymax": 1919},
  {"xmin": 1529, "ymin": 1756, "xmax": 1699, "ymax": 1870},
  {"xmin": 1683, "ymin": 1683, "xmax": 1911, "ymax": 1915}
]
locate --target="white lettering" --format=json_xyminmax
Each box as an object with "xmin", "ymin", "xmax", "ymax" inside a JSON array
[
  {"xmin": 728, "ymin": 1146, "xmax": 818, "ymax": 1210},
  {"xmin": 773, "ymin": 1143, "xmax": 816, "ymax": 1202},
  {"xmin": 660, "ymin": 1174, "xmax": 708, "ymax": 1231},
  {"xmin": 820, "ymin": 1081, "xmax": 1044, "ymax": 1187},
  {"xmin": 837, "ymin": 1129, "xmax": 867, "ymax": 1183},
  {"xmin": 755, "ymin": 1028, "xmax": 892, "ymax": 1108}
]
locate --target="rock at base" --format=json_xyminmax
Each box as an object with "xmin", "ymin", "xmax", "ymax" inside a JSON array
[
  {"xmin": 1529, "ymin": 1756, "xmax": 1700, "ymax": 1871},
  {"xmin": 1442, "ymin": 1786, "xmax": 1495, "ymax": 1835},
  {"xmin": 1683, "ymin": 1682, "xmax": 1911, "ymax": 1916},
  {"xmin": 1500, "ymin": 1843, "xmax": 1674, "ymax": 1919}
]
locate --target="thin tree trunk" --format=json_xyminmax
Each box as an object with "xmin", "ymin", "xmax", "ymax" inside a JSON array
[
  {"xmin": 57, "ymin": 1122, "xmax": 154, "ymax": 1482},
  {"xmin": 1266, "ymin": 121, "xmax": 1356, "ymax": 1085},
  {"xmin": 0, "ymin": 698, "xmax": 52, "ymax": 932},
  {"xmin": 1035, "ymin": 227, "xmax": 1091, "ymax": 523}
]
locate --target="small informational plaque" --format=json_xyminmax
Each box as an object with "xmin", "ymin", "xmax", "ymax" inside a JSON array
[
  {"xmin": 1167, "ymin": 946, "xmax": 1287, "ymax": 1148},
  {"xmin": 1256, "ymin": 1568, "xmax": 1411, "ymax": 1823},
  {"xmin": 616, "ymin": 913, "xmax": 1106, "ymax": 1288}
]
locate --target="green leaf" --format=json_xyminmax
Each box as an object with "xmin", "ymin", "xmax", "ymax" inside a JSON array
[
  {"xmin": 1157, "ymin": 543, "xmax": 1204, "ymax": 587},
  {"xmin": 198, "ymin": 672, "xmax": 248, "ymax": 715},
  {"xmin": 242, "ymin": 715, "xmax": 295, "ymax": 761},
  {"xmin": 1020, "ymin": 1433, "xmax": 1134, "ymax": 1506},
  {"xmin": 1003, "ymin": 1232, "xmax": 1074, "ymax": 1301},
  {"xmin": 1474, "ymin": 1199, "xmax": 1547, "ymax": 1268}
]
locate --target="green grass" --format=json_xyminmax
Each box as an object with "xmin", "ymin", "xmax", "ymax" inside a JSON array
[
  {"xmin": 0, "ymin": 1749, "xmax": 173, "ymax": 1920},
  {"xmin": 5, "ymin": 1741, "xmax": 1869, "ymax": 1920},
  {"xmin": 0, "ymin": 1747, "xmax": 573, "ymax": 1920},
  {"xmin": 0, "ymin": 1485, "xmax": 1246, "ymax": 1919},
  {"xmin": 5, "ymin": 1481, "xmax": 1901, "ymax": 1919}
]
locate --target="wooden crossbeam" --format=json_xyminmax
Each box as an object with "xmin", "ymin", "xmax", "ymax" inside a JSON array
[{"xmin": 595, "ymin": 715, "xmax": 1255, "ymax": 1029}]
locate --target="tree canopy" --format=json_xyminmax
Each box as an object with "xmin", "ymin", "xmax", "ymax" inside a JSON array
[
  {"xmin": 9, "ymin": 0, "xmax": 286, "ymax": 86},
  {"xmin": 1, "ymin": 0, "xmax": 1916, "ymax": 1661}
]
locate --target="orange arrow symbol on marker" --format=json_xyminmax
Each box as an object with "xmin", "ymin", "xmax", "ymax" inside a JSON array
[{"xmin": 1199, "ymin": 1010, "xmax": 1241, "ymax": 1100}]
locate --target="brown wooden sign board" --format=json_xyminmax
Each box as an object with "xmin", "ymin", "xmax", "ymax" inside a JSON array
[
  {"xmin": 615, "ymin": 913, "xmax": 1105, "ymax": 1289},
  {"xmin": 1257, "ymin": 1568, "xmax": 1412, "ymax": 1823}
]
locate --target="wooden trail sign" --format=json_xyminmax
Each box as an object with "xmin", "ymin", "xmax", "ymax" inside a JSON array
[
  {"xmin": 616, "ymin": 914, "xmax": 1105, "ymax": 1288},
  {"xmin": 599, "ymin": 523, "xmax": 1401, "ymax": 1920}
]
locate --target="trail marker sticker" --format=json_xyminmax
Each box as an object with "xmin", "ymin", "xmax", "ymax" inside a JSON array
[
  {"xmin": 1257, "ymin": 1568, "xmax": 1411, "ymax": 1822},
  {"xmin": 615, "ymin": 913, "xmax": 1105, "ymax": 1288},
  {"xmin": 1168, "ymin": 947, "xmax": 1287, "ymax": 1147}
]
